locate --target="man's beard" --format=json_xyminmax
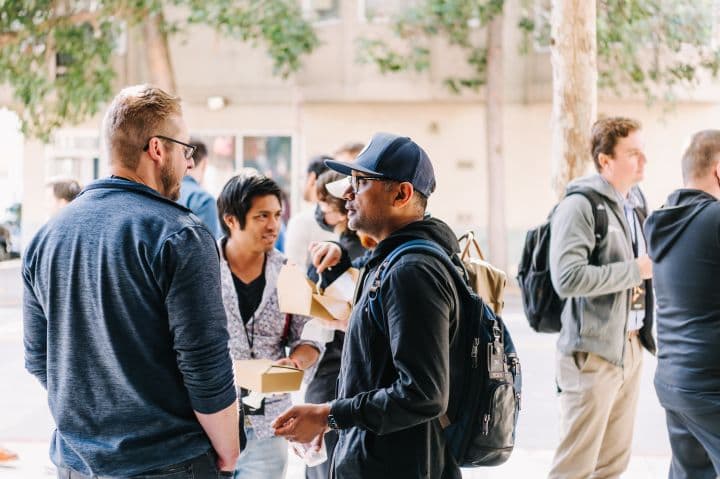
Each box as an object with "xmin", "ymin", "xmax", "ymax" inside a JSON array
[{"xmin": 160, "ymin": 161, "xmax": 180, "ymax": 200}]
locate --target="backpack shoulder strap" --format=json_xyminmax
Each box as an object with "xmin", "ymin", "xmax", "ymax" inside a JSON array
[
  {"xmin": 566, "ymin": 188, "xmax": 608, "ymax": 264},
  {"xmin": 566, "ymin": 188, "xmax": 608, "ymax": 240},
  {"xmin": 367, "ymin": 239, "xmax": 470, "ymax": 335}
]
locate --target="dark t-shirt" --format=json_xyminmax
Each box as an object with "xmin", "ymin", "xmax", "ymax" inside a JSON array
[{"xmin": 232, "ymin": 268, "xmax": 266, "ymax": 324}]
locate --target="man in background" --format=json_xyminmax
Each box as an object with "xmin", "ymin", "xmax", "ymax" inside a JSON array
[
  {"xmin": 46, "ymin": 178, "xmax": 81, "ymax": 217},
  {"xmin": 646, "ymin": 130, "xmax": 720, "ymax": 479},
  {"xmin": 284, "ymin": 155, "xmax": 336, "ymax": 268},
  {"xmin": 548, "ymin": 117, "xmax": 654, "ymax": 479},
  {"xmin": 178, "ymin": 139, "xmax": 223, "ymax": 238}
]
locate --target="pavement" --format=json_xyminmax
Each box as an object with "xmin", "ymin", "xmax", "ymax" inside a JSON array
[{"xmin": 0, "ymin": 261, "xmax": 671, "ymax": 478}]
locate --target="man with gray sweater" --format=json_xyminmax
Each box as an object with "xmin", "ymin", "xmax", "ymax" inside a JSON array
[
  {"xmin": 23, "ymin": 85, "xmax": 239, "ymax": 478},
  {"xmin": 548, "ymin": 117, "xmax": 654, "ymax": 479}
]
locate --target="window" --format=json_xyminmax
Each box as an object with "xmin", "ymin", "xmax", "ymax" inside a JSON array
[
  {"xmin": 302, "ymin": 0, "xmax": 340, "ymax": 22},
  {"xmin": 361, "ymin": 0, "xmax": 419, "ymax": 22},
  {"xmin": 241, "ymin": 135, "xmax": 292, "ymax": 194},
  {"xmin": 47, "ymin": 131, "xmax": 100, "ymax": 184},
  {"xmin": 189, "ymin": 133, "xmax": 294, "ymax": 203},
  {"xmin": 190, "ymin": 134, "xmax": 237, "ymax": 198}
]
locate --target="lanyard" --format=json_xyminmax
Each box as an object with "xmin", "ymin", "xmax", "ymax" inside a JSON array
[
  {"xmin": 243, "ymin": 314, "xmax": 257, "ymax": 359},
  {"xmin": 629, "ymin": 208, "xmax": 639, "ymax": 257}
]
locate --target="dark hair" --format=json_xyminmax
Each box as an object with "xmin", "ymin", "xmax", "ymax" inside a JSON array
[
  {"xmin": 47, "ymin": 179, "xmax": 82, "ymax": 202},
  {"xmin": 382, "ymin": 180, "xmax": 428, "ymax": 214},
  {"xmin": 591, "ymin": 117, "xmax": 641, "ymax": 171},
  {"xmin": 681, "ymin": 130, "xmax": 720, "ymax": 184},
  {"xmin": 306, "ymin": 155, "xmax": 332, "ymax": 178},
  {"xmin": 190, "ymin": 139, "xmax": 208, "ymax": 166},
  {"xmin": 414, "ymin": 190, "xmax": 428, "ymax": 212},
  {"xmin": 316, "ymin": 170, "xmax": 347, "ymax": 214},
  {"xmin": 217, "ymin": 173, "xmax": 282, "ymax": 235}
]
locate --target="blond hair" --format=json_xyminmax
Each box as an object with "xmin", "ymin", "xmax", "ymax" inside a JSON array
[{"xmin": 102, "ymin": 84, "xmax": 182, "ymax": 169}]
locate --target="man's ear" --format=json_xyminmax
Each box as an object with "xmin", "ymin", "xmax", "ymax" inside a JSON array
[
  {"xmin": 598, "ymin": 152, "xmax": 611, "ymax": 171},
  {"xmin": 393, "ymin": 182, "xmax": 415, "ymax": 208},
  {"xmin": 223, "ymin": 214, "xmax": 238, "ymax": 231},
  {"xmin": 145, "ymin": 137, "xmax": 165, "ymax": 165}
]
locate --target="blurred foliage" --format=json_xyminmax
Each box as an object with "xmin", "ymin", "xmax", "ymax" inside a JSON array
[
  {"xmin": 357, "ymin": 0, "xmax": 504, "ymax": 94},
  {"xmin": 359, "ymin": 0, "xmax": 720, "ymax": 103},
  {"xmin": 517, "ymin": 0, "xmax": 720, "ymax": 105},
  {"xmin": 0, "ymin": 0, "xmax": 319, "ymax": 140}
]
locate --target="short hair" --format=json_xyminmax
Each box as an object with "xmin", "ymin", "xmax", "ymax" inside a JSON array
[
  {"xmin": 217, "ymin": 173, "xmax": 282, "ymax": 235},
  {"xmin": 681, "ymin": 130, "xmax": 720, "ymax": 184},
  {"xmin": 316, "ymin": 170, "xmax": 347, "ymax": 214},
  {"xmin": 335, "ymin": 142, "xmax": 365, "ymax": 159},
  {"xmin": 591, "ymin": 117, "xmax": 641, "ymax": 171},
  {"xmin": 414, "ymin": 191, "xmax": 428, "ymax": 212},
  {"xmin": 47, "ymin": 178, "xmax": 82, "ymax": 202},
  {"xmin": 383, "ymin": 180, "xmax": 428, "ymax": 214},
  {"xmin": 190, "ymin": 139, "xmax": 208, "ymax": 166},
  {"xmin": 306, "ymin": 155, "xmax": 332, "ymax": 178},
  {"xmin": 102, "ymin": 84, "xmax": 182, "ymax": 170}
]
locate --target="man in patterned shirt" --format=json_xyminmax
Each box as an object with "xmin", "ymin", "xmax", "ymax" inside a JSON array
[{"xmin": 216, "ymin": 173, "xmax": 323, "ymax": 479}]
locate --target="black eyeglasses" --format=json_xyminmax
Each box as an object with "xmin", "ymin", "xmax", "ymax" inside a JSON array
[
  {"xmin": 350, "ymin": 175, "xmax": 387, "ymax": 192},
  {"xmin": 143, "ymin": 135, "xmax": 196, "ymax": 160}
]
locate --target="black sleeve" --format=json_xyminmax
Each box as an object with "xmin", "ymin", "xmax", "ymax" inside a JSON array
[{"xmin": 331, "ymin": 257, "xmax": 455, "ymax": 434}]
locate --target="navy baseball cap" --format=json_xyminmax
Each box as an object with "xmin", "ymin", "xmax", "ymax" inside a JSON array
[{"xmin": 324, "ymin": 132, "xmax": 436, "ymax": 197}]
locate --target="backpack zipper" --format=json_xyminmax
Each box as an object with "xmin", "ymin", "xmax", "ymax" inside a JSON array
[{"xmin": 471, "ymin": 337, "xmax": 480, "ymax": 368}]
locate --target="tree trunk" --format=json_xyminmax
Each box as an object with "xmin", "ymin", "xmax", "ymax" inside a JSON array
[
  {"xmin": 143, "ymin": 12, "xmax": 176, "ymax": 94},
  {"xmin": 485, "ymin": 10, "xmax": 507, "ymax": 273},
  {"xmin": 550, "ymin": 0, "xmax": 597, "ymax": 198}
]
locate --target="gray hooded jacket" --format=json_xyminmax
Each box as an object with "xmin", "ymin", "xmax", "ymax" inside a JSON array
[{"xmin": 549, "ymin": 174, "xmax": 651, "ymax": 365}]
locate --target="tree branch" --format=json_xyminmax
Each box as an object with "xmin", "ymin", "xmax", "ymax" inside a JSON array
[{"xmin": 0, "ymin": 10, "xmax": 99, "ymax": 48}]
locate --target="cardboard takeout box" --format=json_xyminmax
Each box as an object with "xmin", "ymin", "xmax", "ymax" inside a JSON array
[
  {"xmin": 234, "ymin": 359, "xmax": 304, "ymax": 393},
  {"xmin": 277, "ymin": 263, "xmax": 358, "ymax": 321}
]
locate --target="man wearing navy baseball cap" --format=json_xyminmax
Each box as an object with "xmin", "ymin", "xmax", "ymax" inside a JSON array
[{"xmin": 273, "ymin": 133, "xmax": 462, "ymax": 479}]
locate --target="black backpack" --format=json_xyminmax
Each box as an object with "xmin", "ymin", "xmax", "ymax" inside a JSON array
[
  {"xmin": 368, "ymin": 239, "xmax": 521, "ymax": 467},
  {"xmin": 517, "ymin": 188, "xmax": 608, "ymax": 333}
]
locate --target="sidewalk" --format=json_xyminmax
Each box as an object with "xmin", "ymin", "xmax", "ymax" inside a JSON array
[
  {"xmin": 0, "ymin": 441, "xmax": 669, "ymax": 478},
  {"xmin": 1, "ymin": 272, "xmax": 671, "ymax": 478}
]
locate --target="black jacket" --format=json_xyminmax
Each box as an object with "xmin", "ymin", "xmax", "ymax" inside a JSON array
[
  {"xmin": 645, "ymin": 189, "xmax": 720, "ymax": 394},
  {"xmin": 329, "ymin": 217, "xmax": 462, "ymax": 479}
]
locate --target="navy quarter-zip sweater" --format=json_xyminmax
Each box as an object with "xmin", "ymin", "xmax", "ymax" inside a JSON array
[{"xmin": 22, "ymin": 178, "xmax": 236, "ymax": 476}]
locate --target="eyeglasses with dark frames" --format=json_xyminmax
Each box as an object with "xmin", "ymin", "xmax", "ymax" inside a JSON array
[
  {"xmin": 143, "ymin": 135, "xmax": 196, "ymax": 160},
  {"xmin": 350, "ymin": 175, "xmax": 387, "ymax": 192}
]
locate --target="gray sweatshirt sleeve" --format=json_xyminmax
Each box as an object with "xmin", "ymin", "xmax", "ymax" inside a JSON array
[
  {"xmin": 159, "ymin": 226, "xmax": 237, "ymax": 414},
  {"xmin": 549, "ymin": 194, "xmax": 642, "ymax": 298}
]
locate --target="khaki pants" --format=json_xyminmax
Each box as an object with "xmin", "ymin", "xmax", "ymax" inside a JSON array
[{"xmin": 548, "ymin": 335, "xmax": 643, "ymax": 479}]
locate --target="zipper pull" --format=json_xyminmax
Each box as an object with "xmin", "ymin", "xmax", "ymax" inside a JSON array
[
  {"xmin": 516, "ymin": 392, "xmax": 522, "ymax": 411},
  {"xmin": 510, "ymin": 355, "xmax": 521, "ymax": 377},
  {"xmin": 471, "ymin": 337, "xmax": 480, "ymax": 368},
  {"xmin": 482, "ymin": 414, "xmax": 490, "ymax": 435}
]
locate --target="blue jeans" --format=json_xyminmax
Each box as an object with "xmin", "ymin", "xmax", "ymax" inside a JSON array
[
  {"xmin": 233, "ymin": 428, "xmax": 288, "ymax": 479},
  {"xmin": 56, "ymin": 449, "xmax": 232, "ymax": 478}
]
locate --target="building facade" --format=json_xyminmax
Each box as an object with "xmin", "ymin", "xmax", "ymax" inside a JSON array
[{"xmin": 12, "ymin": 0, "xmax": 720, "ymax": 274}]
